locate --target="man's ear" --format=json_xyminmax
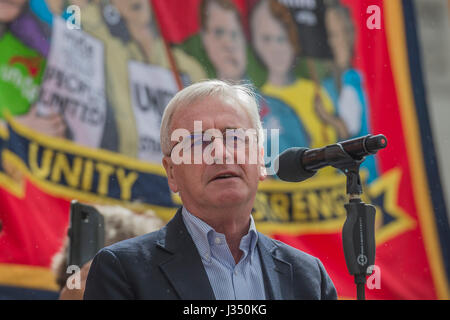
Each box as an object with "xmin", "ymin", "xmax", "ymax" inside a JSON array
[
  {"xmin": 162, "ymin": 156, "xmax": 179, "ymax": 193},
  {"xmin": 258, "ymin": 146, "xmax": 267, "ymax": 181}
]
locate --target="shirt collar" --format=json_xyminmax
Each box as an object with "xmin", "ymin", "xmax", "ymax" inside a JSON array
[
  {"xmin": 181, "ymin": 207, "xmax": 259, "ymax": 263},
  {"xmin": 181, "ymin": 207, "xmax": 214, "ymax": 263},
  {"xmin": 241, "ymin": 215, "xmax": 259, "ymax": 263}
]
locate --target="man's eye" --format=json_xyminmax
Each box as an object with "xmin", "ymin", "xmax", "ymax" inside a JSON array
[
  {"xmin": 232, "ymin": 136, "xmax": 246, "ymax": 146},
  {"xmin": 191, "ymin": 138, "xmax": 203, "ymax": 148}
]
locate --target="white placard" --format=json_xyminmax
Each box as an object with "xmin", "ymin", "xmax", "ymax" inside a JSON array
[
  {"xmin": 36, "ymin": 17, "xmax": 106, "ymax": 149},
  {"xmin": 128, "ymin": 60, "xmax": 179, "ymax": 163}
]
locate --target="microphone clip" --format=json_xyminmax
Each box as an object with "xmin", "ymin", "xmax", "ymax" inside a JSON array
[{"xmin": 325, "ymin": 143, "xmax": 364, "ymax": 196}]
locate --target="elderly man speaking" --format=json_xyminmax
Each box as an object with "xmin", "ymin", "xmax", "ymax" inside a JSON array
[{"xmin": 84, "ymin": 80, "xmax": 337, "ymax": 300}]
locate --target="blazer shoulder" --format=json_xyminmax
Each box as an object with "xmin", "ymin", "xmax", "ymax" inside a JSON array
[
  {"xmin": 258, "ymin": 232, "xmax": 337, "ymax": 299},
  {"xmin": 258, "ymin": 232, "xmax": 318, "ymax": 265},
  {"xmin": 102, "ymin": 226, "xmax": 166, "ymax": 258}
]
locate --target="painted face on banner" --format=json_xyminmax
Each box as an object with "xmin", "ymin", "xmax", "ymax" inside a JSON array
[
  {"xmin": 325, "ymin": 9, "xmax": 352, "ymax": 70},
  {"xmin": 112, "ymin": 0, "xmax": 152, "ymax": 27},
  {"xmin": 0, "ymin": 0, "xmax": 26, "ymax": 23},
  {"xmin": 163, "ymin": 96, "xmax": 266, "ymax": 211},
  {"xmin": 251, "ymin": 1, "xmax": 295, "ymax": 80},
  {"xmin": 201, "ymin": 2, "xmax": 247, "ymax": 81}
]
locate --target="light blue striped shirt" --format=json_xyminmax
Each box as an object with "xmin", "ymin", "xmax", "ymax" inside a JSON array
[{"xmin": 181, "ymin": 207, "xmax": 266, "ymax": 300}]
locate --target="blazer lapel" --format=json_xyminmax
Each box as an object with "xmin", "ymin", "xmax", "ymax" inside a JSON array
[
  {"xmin": 156, "ymin": 209, "xmax": 215, "ymax": 300},
  {"xmin": 257, "ymin": 234, "xmax": 294, "ymax": 300}
]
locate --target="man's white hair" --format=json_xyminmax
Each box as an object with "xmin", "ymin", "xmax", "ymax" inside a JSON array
[{"xmin": 160, "ymin": 79, "xmax": 264, "ymax": 156}]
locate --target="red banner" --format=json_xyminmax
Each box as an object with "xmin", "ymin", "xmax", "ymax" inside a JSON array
[{"xmin": 0, "ymin": 0, "xmax": 448, "ymax": 299}]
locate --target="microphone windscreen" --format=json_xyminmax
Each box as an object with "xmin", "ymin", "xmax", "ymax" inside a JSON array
[
  {"xmin": 365, "ymin": 134, "xmax": 387, "ymax": 154},
  {"xmin": 275, "ymin": 147, "xmax": 316, "ymax": 182}
]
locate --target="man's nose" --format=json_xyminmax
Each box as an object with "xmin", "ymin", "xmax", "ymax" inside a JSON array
[{"xmin": 211, "ymin": 137, "xmax": 233, "ymax": 164}]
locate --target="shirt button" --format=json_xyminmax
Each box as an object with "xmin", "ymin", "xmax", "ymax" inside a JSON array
[{"xmin": 214, "ymin": 237, "xmax": 221, "ymax": 245}]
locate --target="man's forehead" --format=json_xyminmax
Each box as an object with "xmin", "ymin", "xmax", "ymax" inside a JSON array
[{"xmin": 170, "ymin": 97, "xmax": 252, "ymax": 132}]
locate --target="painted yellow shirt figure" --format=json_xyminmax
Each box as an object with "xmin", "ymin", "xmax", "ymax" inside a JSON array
[{"xmin": 262, "ymin": 78, "xmax": 338, "ymax": 149}]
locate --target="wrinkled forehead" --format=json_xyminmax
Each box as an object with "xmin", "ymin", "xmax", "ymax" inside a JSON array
[{"xmin": 170, "ymin": 95, "xmax": 254, "ymax": 134}]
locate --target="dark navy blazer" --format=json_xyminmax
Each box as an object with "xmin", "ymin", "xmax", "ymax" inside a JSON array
[{"xmin": 84, "ymin": 208, "xmax": 337, "ymax": 300}]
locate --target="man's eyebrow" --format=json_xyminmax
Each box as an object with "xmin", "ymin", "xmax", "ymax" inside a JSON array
[
  {"xmin": 187, "ymin": 127, "xmax": 248, "ymax": 135},
  {"xmin": 196, "ymin": 127, "xmax": 240, "ymax": 133}
]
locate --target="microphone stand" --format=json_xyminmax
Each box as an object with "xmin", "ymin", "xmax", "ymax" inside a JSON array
[{"xmin": 325, "ymin": 143, "xmax": 376, "ymax": 300}]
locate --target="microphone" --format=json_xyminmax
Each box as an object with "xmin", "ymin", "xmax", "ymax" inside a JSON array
[{"xmin": 275, "ymin": 134, "xmax": 387, "ymax": 182}]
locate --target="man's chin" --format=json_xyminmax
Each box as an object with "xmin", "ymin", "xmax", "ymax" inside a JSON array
[{"xmin": 207, "ymin": 189, "xmax": 249, "ymax": 207}]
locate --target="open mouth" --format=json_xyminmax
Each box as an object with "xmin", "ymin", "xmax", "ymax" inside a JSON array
[{"xmin": 210, "ymin": 172, "xmax": 240, "ymax": 182}]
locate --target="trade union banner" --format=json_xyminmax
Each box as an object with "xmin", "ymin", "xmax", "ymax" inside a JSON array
[{"xmin": 0, "ymin": 0, "xmax": 448, "ymax": 299}]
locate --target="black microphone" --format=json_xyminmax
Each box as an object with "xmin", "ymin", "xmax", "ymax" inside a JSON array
[{"xmin": 275, "ymin": 134, "xmax": 387, "ymax": 182}]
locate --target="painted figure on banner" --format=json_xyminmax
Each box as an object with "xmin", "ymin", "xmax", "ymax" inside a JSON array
[
  {"xmin": 80, "ymin": 0, "xmax": 206, "ymax": 162},
  {"xmin": 0, "ymin": 0, "xmax": 47, "ymax": 122},
  {"xmin": 10, "ymin": 0, "xmax": 207, "ymax": 163},
  {"xmin": 199, "ymin": 0, "xmax": 247, "ymax": 82},
  {"xmin": 35, "ymin": 15, "xmax": 108, "ymax": 150},
  {"xmin": 11, "ymin": 0, "xmax": 96, "ymax": 141},
  {"xmin": 9, "ymin": 0, "xmax": 110, "ymax": 150},
  {"xmin": 249, "ymin": 0, "xmax": 350, "ymax": 178},
  {"xmin": 0, "ymin": 0, "xmax": 66, "ymax": 184},
  {"xmin": 322, "ymin": 0, "xmax": 378, "ymax": 183},
  {"xmin": 195, "ymin": 0, "xmax": 310, "ymax": 168}
]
